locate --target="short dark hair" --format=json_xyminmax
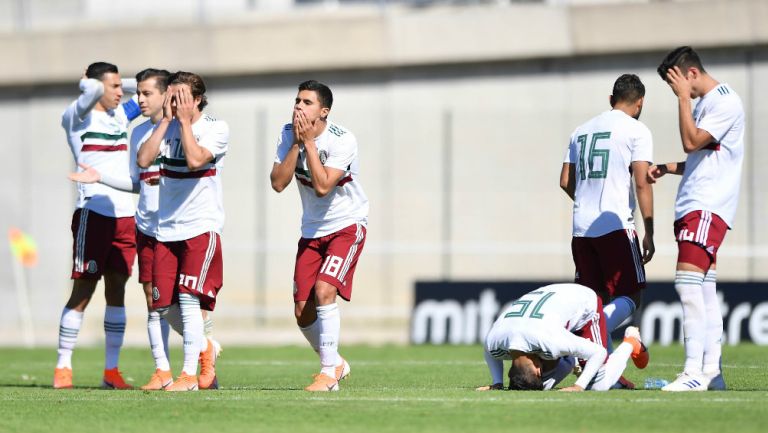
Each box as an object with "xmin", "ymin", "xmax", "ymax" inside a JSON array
[
  {"xmin": 611, "ymin": 74, "xmax": 645, "ymax": 104},
  {"xmin": 136, "ymin": 68, "xmax": 171, "ymax": 93},
  {"xmin": 298, "ymin": 80, "xmax": 333, "ymax": 109},
  {"xmin": 86, "ymin": 62, "xmax": 118, "ymax": 81},
  {"xmin": 657, "ymin": 46, "xmax": 705, "ymax": 81},
  {"xmin": 168, "ymin": 71, "xmax": 208, "ymax": 111},
  {"xmin": 507, "ymin": 364, "xmax": 543, "ymax": 391}
]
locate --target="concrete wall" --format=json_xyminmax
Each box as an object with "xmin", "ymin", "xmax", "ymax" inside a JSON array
[{"xmin": 1, "ymin": 0, "xmax": 767, "ymax": 346}]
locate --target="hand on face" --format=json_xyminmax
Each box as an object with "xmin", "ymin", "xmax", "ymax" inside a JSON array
[
  {"xmin": 665, "ymin": 66, "xmax": 693, "ymax": 98},
  {"xmin": 161, "ymin": 87, "xmax": 175, "ymax": 122},
  {"xmin": 174, "ymin": 85, "xmax": 196, "ymax": 123},
  {"xmin": 293, "ymin": 109, "xmax": 315, "ymax": 145}
]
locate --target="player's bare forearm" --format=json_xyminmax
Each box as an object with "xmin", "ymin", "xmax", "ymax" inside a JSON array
[
  {"xmin": 136, "ymin": 119, "xmax": 169, "ymax": 168},
  {"xmin": 270, "ymin": 148, "xmax": 299, "ymax": 193},
  {"xmin": 303, "ymin": 140, "xmax": 344, "ymax": 197},
  {"xmin": 559, "ymin": 163, "xmax": 575, "ymax": 200},
  {"xmin": 678, "ymin": 97, "xmax": 715, "ymax": 153},
  {"xmin": 179, "ymin": 120, "xmax": 213, "ymax": 170}
]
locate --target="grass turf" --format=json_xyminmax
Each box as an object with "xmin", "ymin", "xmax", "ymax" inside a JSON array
[{"xmin": 1, "ymin": 344, "xmax": 766, "ymax": 433}]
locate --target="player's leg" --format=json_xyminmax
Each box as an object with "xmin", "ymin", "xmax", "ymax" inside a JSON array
[
  {"xmin": 55, "ymin": 209, "xmax": 107, "ymax": 389},
  {"xmin": 201, "ymin": 310, "xmax": 222, "ymax": 359},
  {"xmin": 663, "ymin": 212, "xmax": 713, "ymax": 392},
  {"xmin": 589, "ymin": 327, "xmax": 646, "ymax": 391},
  {"xmin": 305, "ymin": 223, "xmax": 366, "ymax": 392},
  {"xmin": 293, "ymin": 237, "xmax": 323, "ymax": 357},
  {"xmin": 698, "ymin": 212, "xmax": 728, "ymax": 390}
]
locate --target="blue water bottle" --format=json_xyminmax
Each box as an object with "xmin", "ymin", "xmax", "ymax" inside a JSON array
[{"xmin": 643, "ymin": 378, "xmax": 669, "ymax": 389}]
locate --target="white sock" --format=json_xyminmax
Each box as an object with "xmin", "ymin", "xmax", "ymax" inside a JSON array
[
  {"xmin": 161, "ymin": 317, "xmax": 171, "ymax": 363},
  {"xmin": 675, "ymin": 270, "xmax": 706, "ymax": 375},
  {"xmin": 317, "ymin": 303, "xmax": 340, "ymax": 378},
  {"xmin": 148, "ymin": 311, "xmax": 171, "ymax": 371},
  {"xmin": 57, "ymin": 308, "xmax": 83, "ymax": 369},
  {"xmin": 104, "ymin": 306, "xmax": 126, "ymax": 370},
  {"xmin": 590, "ymin": 341, "xmax": 633, "ymax": 391},
  {"xmin": 158, "ymin": 304, "xmax": 184, "ymax": 336},
  {"xmin": 604, "ymin": 296, "xmax": 636, "ymax": 331},
  {"xmin": 702, "ymin": 270, "xmax": 723, "ymax": 374},
  {"xmin": 179, "ymin": 294, "xmax": 204, "ymax": 376},
  {"xmin": 300, "ymin": 319, "xmax": 321, "ymax": 355}
]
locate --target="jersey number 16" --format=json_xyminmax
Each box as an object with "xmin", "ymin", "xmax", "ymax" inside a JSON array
[{"xmin": 577, "ymin": 131, "xmax": 611, "ymax": 180}]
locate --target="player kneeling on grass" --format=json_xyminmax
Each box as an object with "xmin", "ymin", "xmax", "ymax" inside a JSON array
[{"xmin": 477, "ymin": 284, "xmax": 648, "ymax": 391}]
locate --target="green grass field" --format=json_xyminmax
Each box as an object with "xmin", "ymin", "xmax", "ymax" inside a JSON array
[{"xmin": 1, "ymin": 344, "xmax": 766, "ymax": 433}]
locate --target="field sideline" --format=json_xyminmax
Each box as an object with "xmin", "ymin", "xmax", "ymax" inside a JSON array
[{"xmin": 1, "ymin": 345, "xmax": 766, "ymax": 433}]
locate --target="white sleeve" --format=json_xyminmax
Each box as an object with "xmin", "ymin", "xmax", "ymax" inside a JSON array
[
  {"xmin": 199, "ymin": 120, "xmax": 229, "ymax": 161},
  {"xmin": 323, "ymin": 133, "xmax": 357, "ymax": 171},
  {"xmin": 75, "ymin": 78, "xmax": 104, "ymax": 121},
  {"xmin": 697, "ymin": 97, "xmax": 741, "ymax": 143},
  {"xmin": 274, "ymin": 126, "xmax": 294, "ymax": 164},
  {"xmin": 544, "ymin": 327, "xmax": 607, "ymax": 390},
  {"xmin": 563, "ymin": 133, "xmax": 578, "ymax": 164},
  {"xmin": 98, "ymin": 172, "xmax": 139, "ymax": 193},
  {"xmin": 484, "ymin": 349, "xmax": 505, "ymax": 386},
  {"xmin": 121, "ymin": 78, "xmax": 137, "ymax": 95},
  {"xmin": 631, "ymin": 123, "xmax": 654, "ymax": 163}
]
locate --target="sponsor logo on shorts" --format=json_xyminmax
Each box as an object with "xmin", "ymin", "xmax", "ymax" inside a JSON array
[
  {"xmin": 86, "ymin": 260, "xmax": 98, "ymax": 274},
  {"xmin": 319, "ymin": 150, "xmax": 328, "ymax": 165},
  {"xmin": 152, "ymin": 286, "xmax": 160, "ymax": 301}
]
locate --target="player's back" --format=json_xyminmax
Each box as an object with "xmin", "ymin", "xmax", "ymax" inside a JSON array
[{"xmin": 566, "ymin": 110, "xmax": 653, "ymax": 237}]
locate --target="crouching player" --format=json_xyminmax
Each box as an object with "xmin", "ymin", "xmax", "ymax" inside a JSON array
[
  {"xmin": 477, "ymin": 284, "xmax": 649, "ymax": 391},
  {"xmin": 137, "ymin": 71, "xmax": 227, "ymax": 391}
]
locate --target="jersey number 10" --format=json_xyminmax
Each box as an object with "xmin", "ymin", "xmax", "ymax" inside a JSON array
[{"xmin": 577, "ymin": 132, "xmax": 611, "ymax": 180}]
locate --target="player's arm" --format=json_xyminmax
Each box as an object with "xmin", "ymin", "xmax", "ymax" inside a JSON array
[
  {"xmin": 647, "ymin": 161, "xmax": 685, "ymax": 183},
  {"xmin": 632, "ymin": 160, "xmax": 655, "ymax": 263},
  {"xmin": 270, "ymin": 140, "xmax": 300, "ymax": 193},
  {"xmin": 120, "ymin": 78, "xmax": 141, "ymax": 122},
  {"xmin": 295, "ymin": 111, "xmax": 346, "ymax": 197},
  {"xmin": 476, "ymin": 349, "xmax": 505, "ymax": 391},
  {"xmin": 68, "ymin": 163, "xmax": 140, "ymax": 193},
  {"xmin": 559, "ymin": 163, "xmax": 575, "ymax": 200},
  {"xmin": 175, "ymin": 86, "xmax": 214, "ymax": 170},
  {"xmin": 557, "ymin": 331, "xmax": 607, "ymax": 392},
  {"xmin": 666, "ymin": 66, "xmax": 716, "ymax": 153},
  {"xmin": 75, "ymin": 77, "xmax": 104, "ymax": 121}
]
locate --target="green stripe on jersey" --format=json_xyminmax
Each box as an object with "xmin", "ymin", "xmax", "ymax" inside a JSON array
[
  {"xmin": 80, "ymin": 131, "xmax": 128, "ymax": 141},
  {"xmin": 160, "ymin": 156, "xmax": 188, "ymax": 167}
]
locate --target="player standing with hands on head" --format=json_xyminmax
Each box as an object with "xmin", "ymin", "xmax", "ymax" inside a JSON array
[
  {"xmin": 56, "ymin": 62, "xmax": 141, "ymax": 389},
  {"xmin": 270, "ymin": 80, "xmax": 369, "ymax": 392},
  {"xmin": 650, "ymin": 46, "xmax": 744, "ymax": 392},
  {"xmin": 560, "ymin": 74, "xmax": 654, "ymax": 381},
  {"xmin": 137, "ymin": 71, "xmax": 228, "ymax": 391}
]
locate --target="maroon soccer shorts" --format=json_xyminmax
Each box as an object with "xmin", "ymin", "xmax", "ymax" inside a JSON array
[
  {"xmin": 152, "ymin": 231, "xmax": 223, "ymax": 311},
  {"xmin": 136, "ymin": 230, "xmax": 156, "ymax": 284},
  {"xmin": 571, "ymin": 229, "xmax": 646, "ymax": 298},
  {"xmin": 293, "ymin": 223, "xmax": 367, "ymax": 303},
  {"xmin": 674, "ymin": 210, "xmax": 728, "ymax": 271},
  {"xmin": 70, "ymin": 208, "xmax": 136, "ymax": 279}
]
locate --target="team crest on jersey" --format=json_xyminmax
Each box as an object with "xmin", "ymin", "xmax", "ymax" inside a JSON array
[
  {"xmin": 319, "ymin": 150, "xmax": 328, "ymax": 165},
  {"xmin": 152, "ymin": 287, "xmax": 160, "ymax": 301},
  {"xmin": 86, "ymin": 260, "xmax": 98, "ymax": 274}
]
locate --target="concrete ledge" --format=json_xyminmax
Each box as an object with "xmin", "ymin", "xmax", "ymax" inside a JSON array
[{"xmin": 1, "ymin": 0, "xmax": 766, "ymax": 85}]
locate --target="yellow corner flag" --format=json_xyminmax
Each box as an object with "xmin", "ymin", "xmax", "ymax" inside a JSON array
[{"xmin": 8, "ymin": 227, "xmax": 38, "ymax": 268}]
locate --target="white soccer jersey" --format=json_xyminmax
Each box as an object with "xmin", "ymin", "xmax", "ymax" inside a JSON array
[
  {"xmin": 484, "ymin": 283, "xmax": 607, "ymax": 389},
  {"xmin": 155, "ymin": 114, "xmax": 228, "ymax": 242},
  {"xmin": 675, "ymin": 83, "xmax": 745, "ymax": 228},
  {"xmin": 62, "ymin": 79, "xmax": 141, "ymax": 218},
  {"xmin": 564, "ymin": 110, "xmax": 654, "ymax": 237},
  {"xmin": 129, "ymin": 120, "xmax": 160, "ymax": 237},
  {"xmin": 274, "ymin": 121, "xmax": 369, "ymax": 238}
]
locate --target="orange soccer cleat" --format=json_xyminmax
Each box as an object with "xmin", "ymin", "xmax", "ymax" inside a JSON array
[
  {"xmin": 623, "ymin": 326, "xmax": 649, "ymax": 370},
  {"xmin": 335, "ymin": 356, "xmax": 351, "ymax": 381},
  {"xmin": 140, "ymin": 369, "xmax": 173, "ymax": 391},
  {"xmin": 102, "ymin": 368, "xmax": 134, "ymax": 390},
  {"xmin": 305, "ymin": 373, "xmax": 339, "ymax": 392},
  {"xmin": 165, "ymin": 373, "xmax": 199, "ymax": 392},
  {"xmin": 53, "ymin": 367, "xmax": 73, "ymax": 389},
  {"xmin": 198, "ymin": 338, "xmax": 219, "ymax": 390}
]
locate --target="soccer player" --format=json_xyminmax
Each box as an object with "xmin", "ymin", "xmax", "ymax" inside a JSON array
[
  {"xmin": 650, "ymin": 46, "xmax": 744, "ymax": 392},
  {"xmin": 55, "ymin": 62, "xmax": 141, "ymax": 390},
  {"xmin": 560, "ymin": 73, "xmax": 654, "ymax": 372},
  {"xmin": 270, "ymin": 80, "xmax": 369, "ymax": 392},
  {"xmin": 477, "ymin": 284, "xmax": 648, "ymax": 391},
  {"xmin": 137, "ymin": 71, "xmax": 228, "ymax": 391}
]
